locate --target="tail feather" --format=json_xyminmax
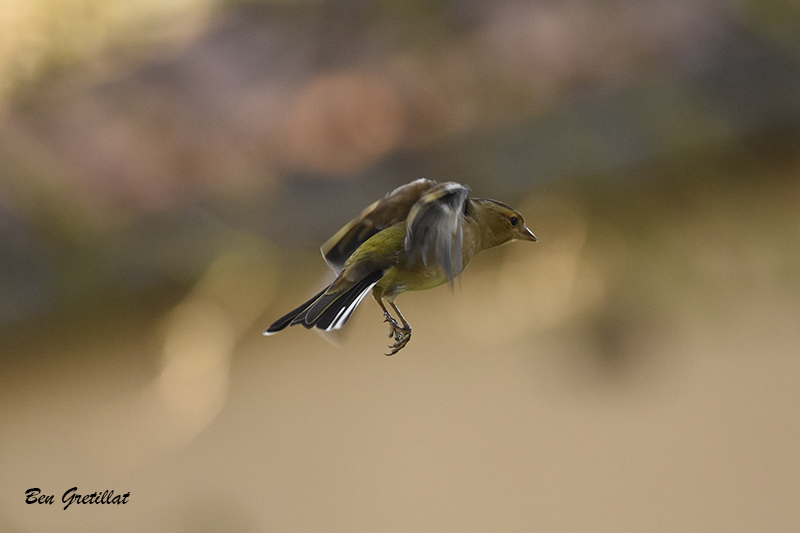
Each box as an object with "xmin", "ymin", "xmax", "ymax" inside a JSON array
[
  {"xmin": 313, "ymin": 272, "xmax": 381, "ymax": 331},
  {"xmin": 296, "ymin": 270, "xmax": 382, "ymax": 330},
  {"xmin": 264, "ymin": 270, "xmax": 382, "ymax": 335},
  {"xmin": 263, "ymin": 286, "xmax": 328, "ymax": 335}
]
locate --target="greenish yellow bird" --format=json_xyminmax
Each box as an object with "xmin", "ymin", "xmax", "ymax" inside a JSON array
[{"xmin": 264, "ymin": 178, "xmax": 537, "ymax": 354}]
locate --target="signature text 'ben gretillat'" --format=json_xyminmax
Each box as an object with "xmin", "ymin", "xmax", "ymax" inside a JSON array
[{"xmin": 25, "ymin": 487, "xmax": 130, "ymax": 510}]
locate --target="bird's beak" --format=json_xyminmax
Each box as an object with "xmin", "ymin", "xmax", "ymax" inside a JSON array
[{"xmin": 520, "ymin": 224, "xmax": 538, "ymax": 242}]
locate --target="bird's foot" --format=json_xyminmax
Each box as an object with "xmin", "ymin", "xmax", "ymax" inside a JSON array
[{"xmin": 383, "ymin": 312, "xmax": 411, "ymax": 355}]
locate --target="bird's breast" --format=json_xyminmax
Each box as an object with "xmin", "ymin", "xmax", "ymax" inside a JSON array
[{"xmin": 376, "ymin": 261, "xmax": 452, "ymax": 300}]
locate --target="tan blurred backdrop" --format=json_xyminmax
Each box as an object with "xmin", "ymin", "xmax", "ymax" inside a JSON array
[{"xmin": 2, "ymin": 0, "xmax": 800, "ymax": 531}]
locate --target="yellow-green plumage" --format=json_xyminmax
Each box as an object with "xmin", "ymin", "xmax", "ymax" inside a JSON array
[{"xmin": 264, "ymin": 178, "xmax": 537, "ymax": 355}]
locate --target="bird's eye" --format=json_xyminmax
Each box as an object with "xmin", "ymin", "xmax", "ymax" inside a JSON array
[{"xmin": 509, "ymin": 216, "xmax": 518, "ymax": 226}]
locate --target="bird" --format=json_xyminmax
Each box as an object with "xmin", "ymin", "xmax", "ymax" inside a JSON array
[{"xmin": 264, "ymin": 178, "xmax": 537, "ymax": 355}]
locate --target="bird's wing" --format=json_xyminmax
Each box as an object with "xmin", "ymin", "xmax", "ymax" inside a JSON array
[
  {"xmin": 404, "ymin": 182, "xmax": 471, "ymax": 285},
  {"xmin": 321, "ymin": 178, "xmax": 437, "ymax": 273}
]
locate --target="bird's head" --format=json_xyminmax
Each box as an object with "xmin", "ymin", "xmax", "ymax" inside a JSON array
[{"xmin": 471, "ymin": 198, "xmax": 537, "ymax": 248}]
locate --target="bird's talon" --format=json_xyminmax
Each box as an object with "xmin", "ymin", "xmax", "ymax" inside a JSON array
[{"xmin": 384, "ymin": 325, "xmax": 411, "ymax": 355}]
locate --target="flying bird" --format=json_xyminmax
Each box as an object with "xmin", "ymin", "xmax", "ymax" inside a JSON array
[{"xmin": 264, "ymin": 178, "xmax": 537, "ymax": 354}]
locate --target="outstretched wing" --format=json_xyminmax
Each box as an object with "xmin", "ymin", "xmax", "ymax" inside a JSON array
[
  {"xmin": 321, "ymin": 178, "xmax": 437, "ymax": 273},
  {"xmin": 404, "ymin": 182, "xmax": 471, "ymax": 285}
]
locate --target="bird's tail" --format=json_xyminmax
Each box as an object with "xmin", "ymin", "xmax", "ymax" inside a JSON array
[{"xmin": 264, "ymin": 270, "xmax": 382, "ymax": 335}]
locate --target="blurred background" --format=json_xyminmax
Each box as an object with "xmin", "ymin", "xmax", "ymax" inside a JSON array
[{"xmin": 2, "ymin": 0, "xmax": 800, "ymax": 531}]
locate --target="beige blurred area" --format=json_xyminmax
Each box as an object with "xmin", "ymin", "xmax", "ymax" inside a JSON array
[{"xmin": 2, "ymin": 0, "xmax": 800, "ymax": 532}]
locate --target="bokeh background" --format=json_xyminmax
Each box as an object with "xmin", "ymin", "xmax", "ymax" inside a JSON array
[{"xmin": 2, "ymin": 0, "xmax": 800, "ymax": 531}]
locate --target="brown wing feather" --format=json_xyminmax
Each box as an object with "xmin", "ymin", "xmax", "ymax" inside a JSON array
[{"xmin": 320, "ymin": 178, "xmax": 437, "ymax": 272}]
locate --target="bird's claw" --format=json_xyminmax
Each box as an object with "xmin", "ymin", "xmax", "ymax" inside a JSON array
[{"xmin": 383, "ymin": 312, "xmax": 411, "ymax": 355}]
